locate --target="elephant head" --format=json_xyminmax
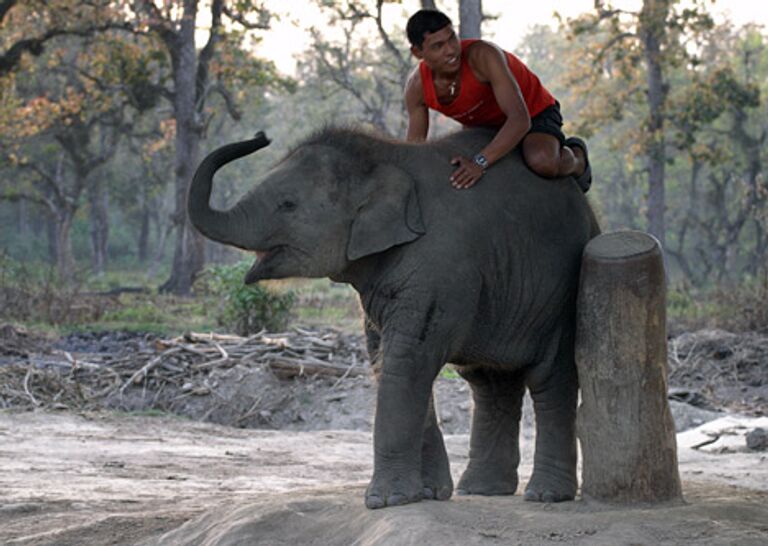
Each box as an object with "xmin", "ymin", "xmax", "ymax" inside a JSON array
[{"xmin": 188, "ymin": 130, "xmax": 426, "ymax": 283}]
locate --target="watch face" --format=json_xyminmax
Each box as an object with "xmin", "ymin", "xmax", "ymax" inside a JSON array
[{"xmin": 473, "ymin": 153, "xmax": 488, "ymax": 169}]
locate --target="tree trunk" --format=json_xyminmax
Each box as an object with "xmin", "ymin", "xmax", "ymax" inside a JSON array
[
  {"xmin": 640, "ymin": 0, "xmax": 669, "ymax": 248},
  {"xmin": 159, "ymin": 1, "xmax": 205, "ymax": 295},
  {"xmin": 575, "ymin": 230, "xmax": 682, "ymax": 504},
  {"xmin": 459, "ymin": 0, "xmax": 482, "ymax": 39},
  {"xmin": 148, "ymin": 221, "xmax": 173, "ymax": 279},
  {"xmin": 88, "ymin": 182, "xmax": 109, "ymax": 275},
  {"xmin": 54, "ymin": 208, "xmax": 76, "ymax": 283},
  {"xmin": 420, "ymin": 0, "xmax": 437, "ymax": 9},
  {"xmin": 16, "ymin": 199, "xmax": 29, "ymax": 236},
  {"xmin": 46, "ymin": 213, "xmax": 57, "ymax": 265},
  {"xmin": 138, "ymin": 200, "xmax": 150, "ymax": 263}
]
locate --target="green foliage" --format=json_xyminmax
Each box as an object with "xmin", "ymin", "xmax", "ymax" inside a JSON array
[
  {"xmin": 289, "ymin": 278, "xmax": 362, "ymax": 332},
  {"xmin": 0, "ymin": 253, "xmax": 215, "ymax": 333},
  {"xmin": 202, "ymin": 261, "xmax": 295, "ymax": 335},
  {"xmin": 100, "ymin": 300, "xmax": 169, "ymax": 328},
  {"xmin": 440, "ymin": 365, "xmax": 460, "ymax": 380},
  {"xmin": 70, "ymin": 291, "xmax": 217, "ymax": 335}
]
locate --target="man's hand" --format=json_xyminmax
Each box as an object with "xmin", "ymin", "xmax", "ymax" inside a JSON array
[{"xmin": 450, "ymin": 156, "xmax": 484, "ymax": 189}]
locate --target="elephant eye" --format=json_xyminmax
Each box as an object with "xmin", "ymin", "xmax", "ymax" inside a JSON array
[{"xmin": 278, "ymin": 200, "xmax": 297, "ymax": 212}]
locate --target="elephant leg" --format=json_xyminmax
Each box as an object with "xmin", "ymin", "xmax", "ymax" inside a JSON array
[
  {"xmin": 364, "ymin": 317, "xmax": 382, "ymax": 372},
  {"xmin": 524, "ymin": 336, "xmax": 578, "ymax": 503},
  {"xmin": 365, "ymin": 334, "xmax": 442, "ymax": 509},
  {"xmin": 455, "ymin": 366, "xmax": 525, "ymax": 496},
  {"xmin": 421, "ymin": 391, "xmax": 453, "ymax": 500},
  {"xmin": 365, "ymin": 317, "xmax": 451, "ymax": 500}
]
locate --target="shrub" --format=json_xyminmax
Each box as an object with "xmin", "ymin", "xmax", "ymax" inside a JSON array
[
  {"xmin": 668, "ymin": 272, "xmax": 768, "ymax": 334},
  {"xmin": 202, "ymin": 261, "xmax": 295, "ymax": 335},
  {"xmin": 0, "ymin": 252, "xmax": 111, "ymax": 325}
]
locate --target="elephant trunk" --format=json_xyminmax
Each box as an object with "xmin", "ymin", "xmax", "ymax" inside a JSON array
[{"xmin": 187, "ymin": 132, "xmax": 271, "ymax": 248}]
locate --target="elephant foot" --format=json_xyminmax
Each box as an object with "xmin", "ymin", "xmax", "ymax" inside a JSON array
[
  {"xmin": 455, "ymin": 460, "xmax": 519, "ymax": 496},
  {"xmin": 365, "ymin": 470, "xmax": 424, "ymax": 509},
  {"xmin": 523, "ymin": 469, "xmax": 576, "ymax": 503},
  {"xmin": 421, "ymin": 458, "xmax": 453, "ymax": 501},
  {"xmin": 421, "ymin": 431, "xmax": 453, "ymax": 501}
]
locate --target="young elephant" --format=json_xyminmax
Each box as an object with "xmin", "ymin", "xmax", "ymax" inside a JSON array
[{"xmin": 188, "ymin": 127, "xmax": 599, "ymax": 509}]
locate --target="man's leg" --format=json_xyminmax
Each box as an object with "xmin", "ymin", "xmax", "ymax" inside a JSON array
[{"xmin": 522, "ymin": 132, "xmax": 586, "ymax": 179}]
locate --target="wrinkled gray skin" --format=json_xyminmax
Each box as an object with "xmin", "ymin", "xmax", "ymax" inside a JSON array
[{"xmin": 188, "ymin": 128, "xmax": 599, "ymax": 509}]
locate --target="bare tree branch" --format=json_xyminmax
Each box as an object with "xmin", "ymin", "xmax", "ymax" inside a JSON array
[
  {"xmin": 0, "ymin": 20, "xmax": 132, "ymax": 76},
  {"xmin": 206, "ymin": 82, "xmax": 242, "ymax": 121},
  {"xmin": 195, "ymin": 0, "xmax": 223, "ymax": 115},
  {"xmin": 0, "ymin": 0, "xmax": 16, "ymax": 22},
  {"xmin": 222, "ymin": 4, "xmax": 270, "ymax": 30},
  {"xmin": 595, "ymin": 32, "xmax": 636, "ymax": 63},
  {"xmin": 0, "ymin": 190, "xmax": 54, "ymax": 212},
  {"xmin": 372, "ymin": 0, "xmax": 409, "ymax": 75},
  {"xmin": 14, "ymin": 160, "xmax": 67, "ymax": 208},
  {"xmin": 132, "ymin": 0, "xmax": 178, "ymax": 53}
]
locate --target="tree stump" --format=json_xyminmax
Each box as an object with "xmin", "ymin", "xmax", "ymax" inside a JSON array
[{"xmin": 575, "ymin": 230, "xmax": 683, "ymax": 504}]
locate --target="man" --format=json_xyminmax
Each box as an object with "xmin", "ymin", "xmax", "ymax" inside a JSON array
[{"xmin": 404, "ymin": 9, "xmax": 591, "ymax": 192}]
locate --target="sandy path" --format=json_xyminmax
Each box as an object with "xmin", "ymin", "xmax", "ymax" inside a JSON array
[{"xmin": 1, "ymin": 410, "xmax": 767, "ymax": 545}]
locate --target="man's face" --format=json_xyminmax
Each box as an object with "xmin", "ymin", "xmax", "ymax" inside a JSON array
[{"xmin": 411, "ymin": 25, "xmax": 461, "ymax": 73}]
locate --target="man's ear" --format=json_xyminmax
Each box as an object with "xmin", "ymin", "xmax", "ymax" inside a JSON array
[
  {"xmin": 347, "ymin": 164, "xmax": 425, "ymax": 261},
  {"xmin": 410, "ymin": 45, "xmax": 423, "ymax": 60}
]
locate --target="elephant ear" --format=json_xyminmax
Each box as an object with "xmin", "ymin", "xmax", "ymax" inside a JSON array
[{"xmin": 347, "ymin": 164, "xmax": 426, "ymax": 261}]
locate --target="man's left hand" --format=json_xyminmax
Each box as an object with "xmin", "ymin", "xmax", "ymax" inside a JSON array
[{"xmin": 450, "ymin": 155, "xmax": 484, "ymax": 189}]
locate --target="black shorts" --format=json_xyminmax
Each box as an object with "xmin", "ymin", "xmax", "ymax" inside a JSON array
[{"xmin": 529, "ymin": 101, "xmax": 565, "ymax": 145}]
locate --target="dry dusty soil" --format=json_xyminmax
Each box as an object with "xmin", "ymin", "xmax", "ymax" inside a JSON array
[
  {"xmin": 1, "ymin": 327, "xmax": 767, "ymax": 545},
  {"xmin": 1, "ymin": 408, "xmax": 767, "ymax": 546}
]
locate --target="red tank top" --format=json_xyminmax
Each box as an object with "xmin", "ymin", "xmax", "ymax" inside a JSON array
[{"xmin": 419, "ymin": 39, "xmax": 556, "ymax": 128}]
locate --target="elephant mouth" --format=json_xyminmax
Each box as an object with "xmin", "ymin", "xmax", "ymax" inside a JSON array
[{"xmin": 244, "ymin": 246, "xmax": 287, "ymax": 284}]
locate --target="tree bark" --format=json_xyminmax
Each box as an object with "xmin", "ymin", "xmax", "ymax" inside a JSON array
[
  {"xmin": 639, "ymin": 0, "xmax": 669, "ymax": 248},
  {"xmin": 420, "ymin": 0, "xmax": 437, "ymax": 9},
  {"xmin": 46, "ymin": 213, "xmax": 57, "ymax": 266},
  {"xmin": 138, "ymin": 199, "xmax": 150, "ymax": 263},
  {"xmin": 54, "ymin": 208, "xmax": 76, "ymax": 283},
  {"xmin": 157, "ymin": 0, "xmax": 224, "ymax": 295},
  {"xmin": 158, "ymin": 1, "xmax": 204, "ymax": 294},
  {"xmin": 15, "ymin": 199, "xmax": 29, "ymax": 236},
  {"xmin": 88, "ymin": 182, "xmax": 109, "ymax": 275},
  {"xmin": 459, "ymin": 0, "xmax": 482, "ymax": 39},
  {"xmin": 575, "ymin": 230, "xmax": 682, "ymax": 504}
]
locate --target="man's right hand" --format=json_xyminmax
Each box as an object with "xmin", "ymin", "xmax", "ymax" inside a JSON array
[{"xmin": 450, "ymin": 156, "xmax": 484, "ymax": 189}]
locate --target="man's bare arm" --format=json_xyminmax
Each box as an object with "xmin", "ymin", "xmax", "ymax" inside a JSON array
[
  {"xmin": 450, "ymin": 42, "xmax": 531, "ymax": 189},
  {"xmin": 474, "ymin": 43, "xmax": 531, "ymax": 165},
  {"xmin": 404, "ymin": 69, "xmax": 429, "ymax": 142}
]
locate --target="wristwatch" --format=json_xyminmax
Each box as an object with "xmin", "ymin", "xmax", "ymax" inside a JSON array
[{"xmin": 473, "ymin": 153, "xmax": 489, "ymax": 171}]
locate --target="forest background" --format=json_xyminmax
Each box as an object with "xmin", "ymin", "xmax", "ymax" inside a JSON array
[{"xmin": 0, "ymin": 0, "xmax": 766, "ymax": 335}]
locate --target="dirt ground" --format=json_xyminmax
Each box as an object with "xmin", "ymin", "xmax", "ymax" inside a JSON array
[
  {"xmin": 1, "ymin": 326, "xmax": 767, "ymax": 545},
  {"xmin": 0, "ymin": 410, "xmax": 767, "ymax": 546}
]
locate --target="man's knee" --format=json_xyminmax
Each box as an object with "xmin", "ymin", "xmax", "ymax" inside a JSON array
[{"xmin": 523, "ymin": 147, "xmax": 560, "ymax": 178}]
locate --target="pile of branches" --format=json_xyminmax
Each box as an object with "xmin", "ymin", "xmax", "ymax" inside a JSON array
[
  {"xmin": 0, "ymin": 327, "xmax": 369, "ymax": 411},
  {"xmin": 668, "ymin": 329, "xmax": 768, "ymax": 414}
]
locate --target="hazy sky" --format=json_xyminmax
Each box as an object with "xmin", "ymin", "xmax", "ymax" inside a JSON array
[{"xmin": 255, "ymin": 1, "xmax": 768, "ymax": 75}]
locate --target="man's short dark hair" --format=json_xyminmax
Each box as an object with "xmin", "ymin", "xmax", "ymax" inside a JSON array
[{"xmin": 406, "ymin": 9, "xmax": 453, "ymax": 49}]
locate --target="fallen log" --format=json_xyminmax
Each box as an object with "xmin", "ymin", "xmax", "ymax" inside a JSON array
[{"xmin": 266, "ymin": 356, "xmax": 366, "ymax": 379}]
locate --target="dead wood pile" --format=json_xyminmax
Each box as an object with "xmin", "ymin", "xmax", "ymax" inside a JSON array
[
  {"xmin": 668, "ymin": 329, "xmax": 768, "ymax": 415},
  {"xmin": 0, "ymin": 327, "xmax": 369, "ymax": 411}
]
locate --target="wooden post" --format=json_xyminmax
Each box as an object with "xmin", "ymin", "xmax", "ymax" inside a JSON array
[{"xmin": 575, "ymin": 230, "xmax": 683, "ymax": 504}]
